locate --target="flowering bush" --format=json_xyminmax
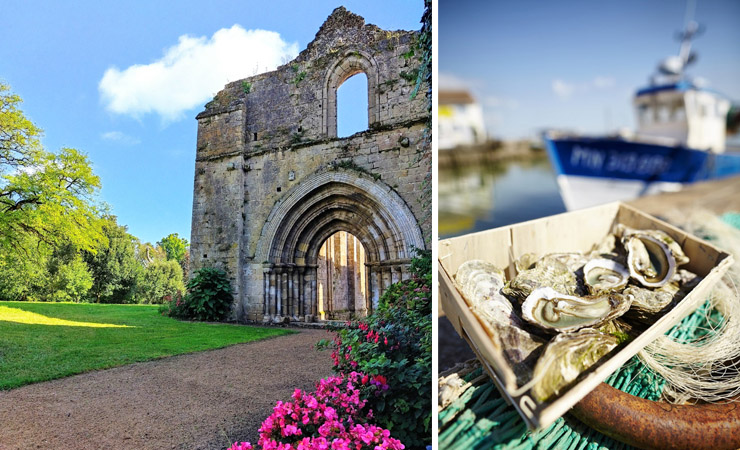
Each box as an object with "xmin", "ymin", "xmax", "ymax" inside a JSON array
[
  {"xmin": 320, "ymin": 249, "xmax": 432, "ymax": 448},
  {"xmin": 158, "ymin": 267, "xmax": 233, "ymax": 321},
  {"xmin": 229, "ymin": 372, "xmax": 404, "ymax": 450},
  {"xmin": 157, "ymin": 292, "xmax": 187, "ymax": 318}
]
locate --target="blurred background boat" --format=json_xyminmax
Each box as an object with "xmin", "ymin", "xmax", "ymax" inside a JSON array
[{"xmin": 546, "ymin": 19, "xmax": 740, "ymax": 210}]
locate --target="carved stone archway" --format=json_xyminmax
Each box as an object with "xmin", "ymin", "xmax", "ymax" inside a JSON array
[{"xmin": 255, "ymin": 168, "xmax": 424, "ymax": 321}]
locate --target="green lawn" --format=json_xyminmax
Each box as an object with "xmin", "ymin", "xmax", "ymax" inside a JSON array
[{"xmin": 0, "ymin": 301, "xmax": 293, "ymax": 389}]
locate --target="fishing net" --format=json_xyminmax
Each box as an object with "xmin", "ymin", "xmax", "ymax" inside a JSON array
[{"xmin": 438, "ymin": 211, "xmax": 740, "ymax": 450}]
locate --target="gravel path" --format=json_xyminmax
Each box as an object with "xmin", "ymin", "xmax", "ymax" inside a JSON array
[{"xmin": 0, "ymin": 328, "xmax": 333, "ymax": 449}]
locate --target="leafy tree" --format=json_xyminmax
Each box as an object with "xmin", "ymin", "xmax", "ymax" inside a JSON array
[
  {"xmin": 84, "ymin": 217, "xmax": 141, "ymax": 303},
  {"xmin": 48, "ymin": 254, "xmax": 93, "ymax": 302},
  {"xmin": 135, "ymin": 240, "xmax": 166, "ymax": 266},
  {"xmin": 0, "ymin": 82, "xmax": 42, "ymax": 172},
  {"xmin": 157, "ymin": 233, "xmax": 188, "ymax": 263},
  {"xmin": 0, "ymin": 238, "xmax": 48, "ymax": 301},
  {"xmin": 136, "ymin": 259, "xmax": 185, "ymax": 304},
  {"xmin": 0, "ymin": 82, "xmax": 104, "ymax": 256}
]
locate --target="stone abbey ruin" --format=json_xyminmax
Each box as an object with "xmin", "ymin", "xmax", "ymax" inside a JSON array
[{"xmin": 190, "ymin": 7, "xmax": 431, "ymax": 322}]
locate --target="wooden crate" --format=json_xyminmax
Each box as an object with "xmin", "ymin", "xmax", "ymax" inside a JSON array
[{"xmin": 438, "ymin": 202, "xmax": 733, "ymax": 429}]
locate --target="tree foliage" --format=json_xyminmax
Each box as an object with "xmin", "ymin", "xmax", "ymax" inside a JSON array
[
  {"xmin": 0, "ymin": 82, "xmax": 42, "ymax": 171},
  {"xmin": 0, "ymin": 82, "xmax": 187, "ymax": 305},
  {"xmin": 158, "ymin": 232, "xmax": 188, "ymax": 263},
  {"xmin": 137, "ymin": 259, "xmax": 185, "ymax": 304},
  {"xmin": 83, "ymin": 217, "xmax": 141, "ymax": 303},
  {"xmin": 0, "ymin": 82, "xmax": 104, "ymax": 256}
]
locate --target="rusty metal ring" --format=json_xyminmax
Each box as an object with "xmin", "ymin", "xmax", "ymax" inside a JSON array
[{"xmin": 570, "ymin": 382, "xmax": 740, "ymax": 450}]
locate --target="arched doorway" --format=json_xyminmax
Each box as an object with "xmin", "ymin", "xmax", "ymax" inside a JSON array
[
  {"xmin": 255, "ymin": 169, "xmax": 424, "ymax": 322},
  {"xmin": 317, "ymin": 231, "xmax": 367, "ymax": 320}
]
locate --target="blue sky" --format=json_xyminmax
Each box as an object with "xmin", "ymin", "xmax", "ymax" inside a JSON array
[
  {"xmin": 0, "ymin": 0, "xmax": 423, "ymax": 244},
  {"xmin": 440, "ymin": 0, "xmax": 740, "ymax": 140}
]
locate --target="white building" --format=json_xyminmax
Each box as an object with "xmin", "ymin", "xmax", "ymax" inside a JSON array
[{"xmin": 438, "ymin": 90, "xmax": 487, "ymax": 150}]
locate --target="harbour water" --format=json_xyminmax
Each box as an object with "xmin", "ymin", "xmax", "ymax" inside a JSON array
[{"xmin": 438, "ymin": 155, "xmax": 566, "ymax": 239}]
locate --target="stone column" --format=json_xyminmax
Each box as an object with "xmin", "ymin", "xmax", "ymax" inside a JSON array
[
  {"xmin": 275, "ymin": 268, "xmax": 282, "ymax": 317},
  {"xmin": 309, "ymin": 265, "xmax": 318, "ymax": 317},
  {"xmin": 281, "ymin": 270, "xmax": 288, "ymax": 319},
  {"xmin": 391, "ymin": 265, "xmax": 400, "ymax": 284},
  {"xmin": 292, "ymin": 268, "xmax": 300, "ymax": 318},
  {"xmin": 370, "ymin": 265, "xmax": 381, "ymax": 310},
  {"xmin": 365, "ymin": 264, "xmax": 373, "ymax": 313},
  {"xmin": 263, "ymin": 268, "xmax": 270, "ymax": 320},
  {"xmin": 301, "ymin": 266, "xmax": 311, "ymax": 318},
  {"xmin": 269, "ymin": 270, "xmax": 277, "ymax": 316},
  {"xmin": 401, "ymin": 266, "xmax": 411, "ymax": 281}
]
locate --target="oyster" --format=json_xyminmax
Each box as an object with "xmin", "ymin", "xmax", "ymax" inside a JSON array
[
  {"xmin": 454, "ymin": 260, "xmax": 544, "ymax": 382},
  {"xmin": 514, "ymin": 253, "xmax": 539, "ymax": 273},
  {"xmin": 623, "ymin": 269, "xmax": 701, "ymax": 324},
  {"xmin": 623, "ymin": 233, "xmax": 677, "ymax": 288},
  {"xmin": 547, "ymin": 252, "xmax": 590, "ymax": 273},
  {"xmin": 617, "ymin": 226, "xmax": 689, "ymax": 288},
  {"xmin": 583, "ymin": 258, "xmax": 629, "ymax": 294},
  {"xmin": 454, "ymin": 260, "xmax": 507, "ymax": 307},
  {"xmin": 503, "ymin": 256, "xmax": 580, "ymax": 303},
  {"xmin": 532, "ymin": 329, "xmax": 619, "ymax": 402},
  {"xmin": 521, "ymin": 287, "xmax": 631, "ymax": 333},
  {"xmin": 590, "ymin": 233, "xmax": 618, "ymax": 257}
]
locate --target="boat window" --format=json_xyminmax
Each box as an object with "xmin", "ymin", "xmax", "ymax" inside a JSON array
[
  {"xmin": 672, "ymin": 105, "xmax": 686, "ymax": 122},
  {"xmin": 638, "ymin": 104, "xmax": 651, "ymax": 124},
  {"xmin": 657, "ymin": 106, "xmax": 670, "ymax": 123}
]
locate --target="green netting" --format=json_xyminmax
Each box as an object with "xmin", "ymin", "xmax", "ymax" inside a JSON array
[{"xmin": 439, "ymin": 216, "xmax": 737, "ymax": 450}]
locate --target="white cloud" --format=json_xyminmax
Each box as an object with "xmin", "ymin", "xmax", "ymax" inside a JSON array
[
  {"xmin": 485, "ymin": 96, "xmax": 518, "ymax": 109},
  {"xmin": 593, "ymin": 76, "xmax": 615, "ymax": 89},
  {"xmin": 99, "ymin": 25, "xmax": 299, "ymax": 121},
  {"xmin": 552, "ymin": 76, "xmax": 616, "ymax": 99},
  {"xmin": 101, "ymin": 131, "xmax": 140, "ymax": 145},
  {"xmin": 438, "ymin": 72, "xmax": 483, "ymax": 91},
  {"xmin": 552, "ymin": 79, "xmax": 576, "ymax": 99}
]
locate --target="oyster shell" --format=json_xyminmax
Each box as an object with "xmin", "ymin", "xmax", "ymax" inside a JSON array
[
  {"xmin": 503, "ymin": 256, "xmax": 580, "ymax": 303},
  {"xmin": 547, "ymin": 252, "xmax": 590, "ymax": 273},
  {"xmin": 454, "ymin": 260, "xmax": 544, "ymax": 382},
  {"xmin": 617, "ymin": 226, "xmax": 690, "ymax": 288},
  {"xmin": 590, "ymin": 232, "xmax": 618, "ymax": 257},
  {"xmin": 623, "ymin": 269, "xmax": 701, "ymax": 324},
  {"xmin": 532, "ymin": 329, "xmax": 619, "ymax": 402},
  {"xmin": 454, "ymin": 260, "xmax": 507, "ymax": 307},
  {"xmin": 583, "ymin": 258, "xmax": 629, "ymax": 294},
  {"xmin": 521, "ymin": 287, "xmax": 631, "ymax": 333},
  {"xmin": 624, "ymin": 233, "xmax": 678, "ymax": 288}
]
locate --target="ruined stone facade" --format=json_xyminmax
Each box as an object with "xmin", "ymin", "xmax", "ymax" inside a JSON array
[{"xmin": 190, "ymin": 7, "xmax": 431, "ymax": 322}]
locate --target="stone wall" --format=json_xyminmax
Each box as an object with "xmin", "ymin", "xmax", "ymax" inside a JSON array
[{"xmin": 190, "ymin": 7, "xmax": 431, "ymax": 321}]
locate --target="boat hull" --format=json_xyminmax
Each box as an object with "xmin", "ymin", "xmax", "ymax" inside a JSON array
[{"xmin": 545, "ymin": 137, "xmax": 740, "ymax": 210}]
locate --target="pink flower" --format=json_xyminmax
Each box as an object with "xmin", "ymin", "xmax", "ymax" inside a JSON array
[{"xmin": 228, "ymin": 442, "xmax": 253, "ymax": 450}]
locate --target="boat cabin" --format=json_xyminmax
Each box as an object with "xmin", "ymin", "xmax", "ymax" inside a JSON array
[{"xmin": 634, "ymin": 81, "xmax": 730, "ymax": 153}]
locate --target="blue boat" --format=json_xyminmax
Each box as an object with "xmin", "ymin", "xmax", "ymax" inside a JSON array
[{"xmin": 545, "ymin": 21, "xmax": 740, "ymax": 210}]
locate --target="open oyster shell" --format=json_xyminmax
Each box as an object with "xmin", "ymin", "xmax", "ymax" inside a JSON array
[
  {"xmin": 454, "ymin": 260, "xmax": 544, "ymax": 382},
  {"xmin": 624, "ymin": 233, "xmax": 677, "ymax": 288},
  {"xmin": 617, "ymin": 226, "xmax": 690, "ymax": 288},
  {"xmin": 532, "ymin": 329, "xmax": 619, "ymax": 402},
  {"xmin": 521, "ymin": 287, "xmax": 631, "ymax": 333},
  {"xmin": 583, "ymin": 258, "xmax": 629, "ymax": 294}
]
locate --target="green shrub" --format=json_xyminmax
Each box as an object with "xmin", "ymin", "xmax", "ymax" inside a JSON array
[
  {"xmin": 137, "ymin": 259, "xmax": 185, "ymax": 304},
  {"xmin": 319, "ymin": 249, "xmax": 432, "ymax": 448},
  {"xmin": 161, "ymin": 267, "xmax": 233, "ymax": 321}
]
